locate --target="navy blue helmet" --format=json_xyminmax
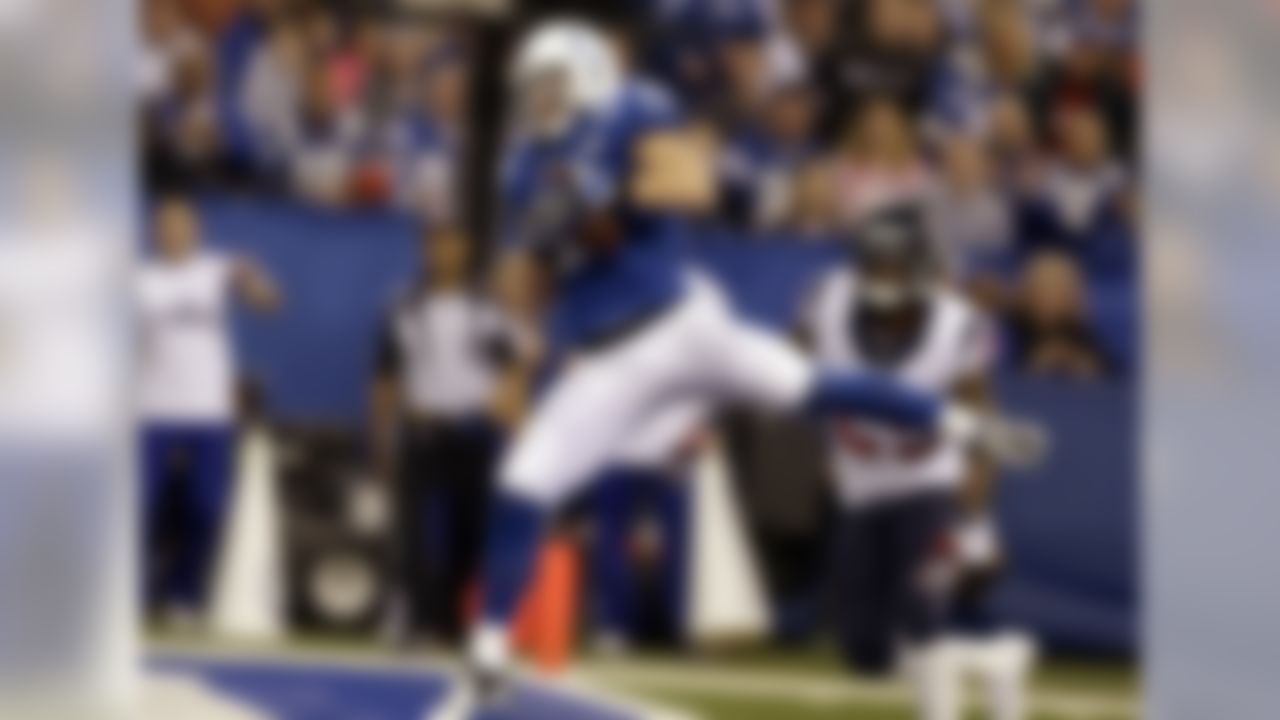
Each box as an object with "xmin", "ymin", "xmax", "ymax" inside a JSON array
[{"xmin": 849, "ymin": 204, "xmax": 938, "ymax": 310}]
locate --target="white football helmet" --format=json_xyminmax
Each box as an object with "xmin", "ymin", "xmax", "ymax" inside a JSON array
[{"xmin": 510, "ymin": 19, "xmax": 623, "ymax": 137}]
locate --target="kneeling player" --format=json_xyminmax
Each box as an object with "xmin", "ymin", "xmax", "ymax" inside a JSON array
[{"xmin": 801, "ymin": 206, "xmax": 1039, "ymax": 720}]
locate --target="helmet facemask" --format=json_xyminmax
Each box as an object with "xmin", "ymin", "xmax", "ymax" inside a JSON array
[{"xmin": 852, "ymin": 207, "xmax": 937, "ymax": 311}]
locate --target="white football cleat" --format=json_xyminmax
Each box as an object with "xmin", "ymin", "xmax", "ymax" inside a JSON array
[
  {"xmin": 972, "ymin": 631, "xmax": 1038, "ymax": 720},
  {"xmin": 425, "ymin": 675, "xmax": 476, "ymax": 720}
]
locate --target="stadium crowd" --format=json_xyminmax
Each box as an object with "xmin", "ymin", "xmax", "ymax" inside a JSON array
[
  {"xmin": 142, "ymin": 0, "xmax": 472, "ymax": 220},
  {"xmin": 142, "ymin": 0, "xmax": 1137, "ymax": 381}
]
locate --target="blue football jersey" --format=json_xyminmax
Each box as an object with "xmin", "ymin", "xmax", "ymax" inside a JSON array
[{"xmin": 500, "ymin": 80, "xmax": 691, "ymax": 349}]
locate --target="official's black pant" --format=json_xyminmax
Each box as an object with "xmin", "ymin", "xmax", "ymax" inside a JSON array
[
  {"xmin": 394, "ymin": 417, "xmax": 498, "ymax": 643},
  {"xmin": 829, "ymin": 491, "xmax": 954, "ymax": 675}
]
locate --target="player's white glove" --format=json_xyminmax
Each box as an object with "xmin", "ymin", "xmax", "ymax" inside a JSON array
[{"xmin": 972, "ymin": 413, "xmax": 1050, "ymax": 470}]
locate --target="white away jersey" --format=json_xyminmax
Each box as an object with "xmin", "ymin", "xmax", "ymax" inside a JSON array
[
  {"xmin": 803, "ymin": 269, "xmax": 994, "ymax": 508},
  {"xmin": 136, "ymin": 252, "xmax": 237, "ymax": 423}
]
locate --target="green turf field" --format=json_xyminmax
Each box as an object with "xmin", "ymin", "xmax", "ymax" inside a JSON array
[
  {"xmin": 149, "ymin": 633, "xmax": 1138, "ymax": 720},
  {"xmin": 621, "ymin": 690, "xmax": 1132, "ymax": 720},
  {"xmin": 579, "ymin": 647, "xmax": 1138, "ymax": 720}
]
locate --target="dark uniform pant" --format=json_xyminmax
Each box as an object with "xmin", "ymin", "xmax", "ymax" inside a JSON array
[
  {"xmin": 141, "ymin": 423, "xmax": 235, "ymax": 614},
  {"xmin": 830, "ymin": 491, "xmax": 954, "ymax": 675},
  {"xmin": 394, "ymin": 418, "xmax": 498, "ymax": 642}
]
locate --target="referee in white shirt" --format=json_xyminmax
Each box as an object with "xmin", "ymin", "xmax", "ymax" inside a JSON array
[
  {"xmin": 137, "ymin": 196, "xmax": 280, "ymax": 625},
  {"xmin": 371, "ymin": 227, "xmax": 526, "ymax": 646}
]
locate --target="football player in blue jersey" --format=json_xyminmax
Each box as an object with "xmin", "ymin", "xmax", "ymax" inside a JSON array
[{"xmin": 431, "ymin": 19, "xmax": 1044, "ymax": 718}]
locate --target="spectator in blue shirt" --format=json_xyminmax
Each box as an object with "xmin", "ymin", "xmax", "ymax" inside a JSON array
[
  {"xmin": 1038, "ymin": 104, "xmax": 1127, "ymax": 245},
  {"xmin": 390, "ymin": 44, "xmax": 471, "ymax": 222},
  {"xmin": 288, "ymin": 63, "xmax": 367, "ymax": 205},
  {"xmin": 720, "ymin": 80, "xmax": 822, "ymax": 232},
  {"xmin": 929, "ymin": 133, "xmax": 1015, "ymax": 278}
]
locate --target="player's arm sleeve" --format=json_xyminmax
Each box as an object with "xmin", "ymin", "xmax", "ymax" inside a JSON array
[
  {"xmin": 791, "ymin": 271, "xmax": 833, "ymax": 350},
  {"xmin": 952, "ymin": 309, "xmax": 1000, "ymax": 514},
  {"xmin": 950, "ymin": 309, "xmax": 999, "ymax": 407}
]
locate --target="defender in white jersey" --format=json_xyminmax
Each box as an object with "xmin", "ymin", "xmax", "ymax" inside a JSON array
[
  {"xmin": 807, "ymin": 264, "xmax": 993, "ymax": 510},
  {"xmin": 803, "ymin": 206, "xmax": 1038, "ymax": 720},
  {"xmin": 137, "ymin": 196, "xmax": 280, "ymax": 625}
]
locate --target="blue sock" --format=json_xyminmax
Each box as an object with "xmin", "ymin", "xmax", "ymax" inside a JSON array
[
  {"xmin": 803, "ymin": 371, "xmax": 941, "ymax": 430},
  {"xmin": 480, "ymin": 492, "xmax": 546, "ymax": 624}
]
